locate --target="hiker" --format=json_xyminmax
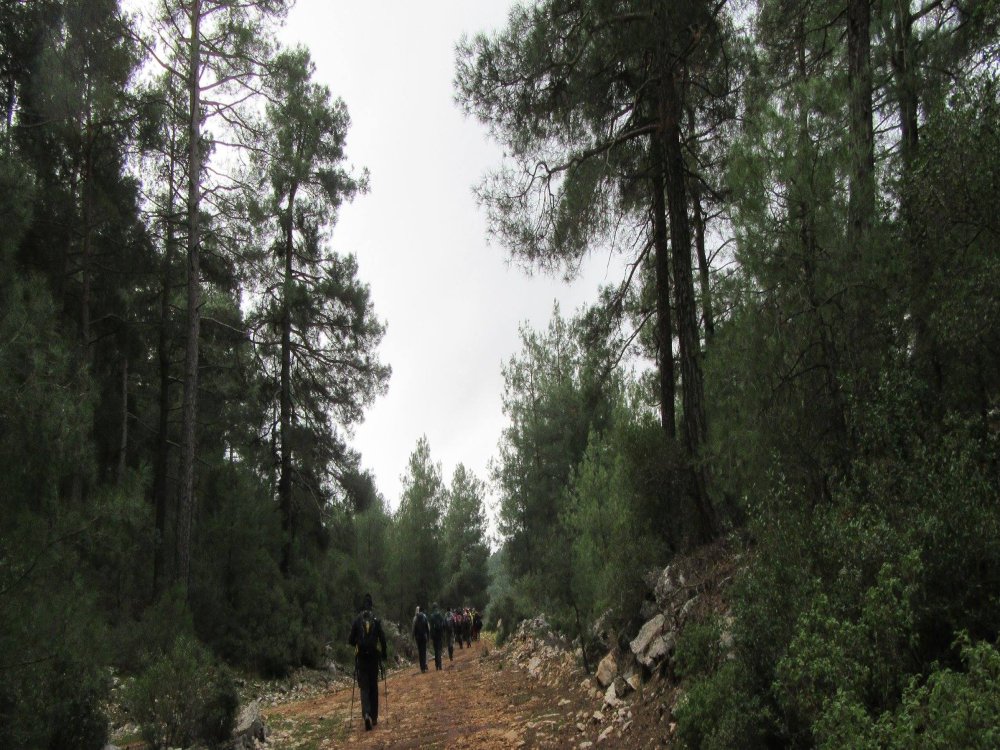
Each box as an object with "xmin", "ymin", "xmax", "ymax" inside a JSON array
[
  {"xmin": 472, "ymin": 609, "xmax": 483, "ymax": 641},
  {"xmin": 462, "ymin": 607, "xmax": 473, "ymax": 647},
  {"xmin": 445, "ymin": 607, "xmax": 455, "ymax": 661},
  {"xmin": 348, "ymin": 593, "xmax": 387, "ymax": 732},
  {"xmin": 412, "ymin": 605, "xmax": 430, "ymax": 672},
  {"xmin": 453, "ymin": 609, "xmax": 464, "ymax": 649},
  {"xmin": 429, "ymin": 602, "xmax": 446, "ymax": 670}
]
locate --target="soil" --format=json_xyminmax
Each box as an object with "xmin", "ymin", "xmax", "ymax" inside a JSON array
[{"xmin": 263, "ymin": 634, "xmax": 637, "ymax": 749}]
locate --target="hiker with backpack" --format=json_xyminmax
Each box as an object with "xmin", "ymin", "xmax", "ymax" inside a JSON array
[
  {"xmin": 472, "ymin": 609, "xmax": 483, "ymax": 641},
  {"xmin": 428, "ymin": 602, "xmax": 446, "ymax": 670},
  {"xmin": 348, "ymin": 593, "xmax": 387, "ymax": 732},
  {"xmin": 462, "ymin": 607, "xmax": 473, "ymax": 647},
  {"xmin": 453, "ymin": 609, "xmax": 465, "ymax": 649},
  {"xmin": 412, "ymin": 605, "xmax": 430, "ymax": 672},
  {"xmin": 445, "ymin": 607, "xmax": 455, "ymax": 661}
]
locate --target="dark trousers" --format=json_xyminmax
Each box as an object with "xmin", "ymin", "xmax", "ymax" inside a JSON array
[
  {"xmin": 432, "ymin": 635, "xmax": 443, "ymax": 669},
  {"xmin": 357, "ymin": 657, "xmax": 379, "ymax": 722},
  {"xmin": 446, "ymin": 632, "xmax": 454, "ymax": 660},
  {"xmin": 416, "ymin": 636, "xmax": 428, "ymax": 671}
]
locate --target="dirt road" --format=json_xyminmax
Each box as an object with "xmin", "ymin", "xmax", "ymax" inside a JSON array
[{"xmin": 264, "ymin": 635, "xmax": 586, "ymax": 749}]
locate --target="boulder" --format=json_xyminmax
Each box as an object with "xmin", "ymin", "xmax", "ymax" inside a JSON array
[
  {"xmin": 624, "ymin": 671, "xmax": 641, "ymax": 692},
  {"xmin": 230, "ymin": 700, "xmax": 266, "ymax": 749},
  {"xmin": 651, "ymin": 565, "xmax": 687, "ymax": 608},
  {"xmin": 602, "ymin": 682, "xmax": 621, "ymax": 708},
  {"xmin": 637, "ymin": 631, "xmax": 676, "ymax": 669},
  {"xmin": 680, "ymin": 594, "xmax": 700, "ymax": 621},
  {"xmin": 595, "ymin": 651, "xmax": 617, "ymax": 688},
  {"xmin": 613, "ymin": 675, "xmax": 633, "ymax": 698},
  {"xmin": 528, "ymin": 655, "xmax": 542, "ymax": 677},
  {"xmin": 629, "ymin": 613, "xmax": 665, "ymax": 657}
]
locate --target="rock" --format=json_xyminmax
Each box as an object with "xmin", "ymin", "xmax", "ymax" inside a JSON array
[
  {"xmin": 528, "ymin": 655, "xmax": 542, "ymax": 676},
  {"xmin": 625, "ymin": 671, "xmax": 641, "ymax": 692},
  {"xmin": 630, "ymin": 614, "xmax": 665, "ymax": 657},
  {"xmin": 596, "ymin": 651, "xmax": 617, "ymax": 688},
  {"xmin": 613, "ymin": 675, "xmax": 632, "ymax": 698},
  {"xmin": 577, "ymin": 722, "xmax": 587, "ymax": 732},
  {"xmin": 559, "ymin": 698, "xmax": 572, "ymax": 707},
  {"xmin": 680, "ymin": 594, "xmax": 700, "ymax": 621},
  {"xmin": 597, "ymin": 725, "xmax": 615, "ymax": 743},
  {"xmin": 592, "ymin": 710, "xmax": 605, "ymax": 723},
  {"xmin": 638, "ymin": 632, "xmax": 676, "ymax": 668},
  {"xmin": 651, "ymin": 565, "xmax": 688, "ymax": 608},
  {"xmin": 579, "ymin": 743, "xmax": 594, "ymax": 749},
  {"xmin": 230, "ymin": 700, "xmax": 266, "ymax": 749},
  {"xmin": 603, "ymin": 682, "xmax": 621, "ymax": 708}
]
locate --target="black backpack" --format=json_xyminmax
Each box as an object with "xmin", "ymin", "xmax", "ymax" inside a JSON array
[
  {"xmin": 358, "ymin": 610, "xmax": 379, "ymax": 656},
  {"xmin": 415, "ymin": 611, "xmax": 429, "ymax": 637},
  {"xmin": 429, "ymin": 610, "xmax": 444, "ymax": 637}
]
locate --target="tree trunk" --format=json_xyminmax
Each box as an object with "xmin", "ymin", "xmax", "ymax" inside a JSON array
[
  {"xmin": 659, "ymin": 67, "xmax": 717, "ymax": 544},
  {"xmin": 891, "ymin": 0, "xmax": 919, "ymax": 164},
  {"xmin": 81, "ymin": 130, "xmax": 94, "ymax": 363},
  {"xmin": 890, "ymin": 0, "xmax": 939, "ymax": 394},
  {"xmin": 153, "ymin": 128, "xmax": 178, "ymax": 598},
  {"xmin": 847, "ymin": 0, "xmax": 875, "ymax": 252},
  {"xmin": 687, "ymin": 107, "xmax": 715, "ymax": 344},
  {"xmin": 650, "ymin": 143, "xmax": 676, "ymax": 441},
  {"xmin": 72, "ymin": 99, "xmax": 95, "ymax": 505},
  {"xmin": 796, "ymin": 15, "xmax": 849, "ymax": 464},
  {"xmin": 116, "ymin": 357, "xmax": 129, "ymax": 484},
  {"xmin": 177, "ymin": 0, "xmax": 202, "ymax": 593},
  {"xmin": 279, "ymin": 184, "xmax": 297, "ymax": 576}
]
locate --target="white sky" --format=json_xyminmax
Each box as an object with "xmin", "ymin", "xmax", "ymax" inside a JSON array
[{"xmin": 280, "ymin": 1, "xmax": 625, "ymax": 520}]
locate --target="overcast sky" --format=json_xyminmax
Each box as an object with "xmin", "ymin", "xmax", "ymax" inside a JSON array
[{"xmin": 280, "ymin": 1, "xmax": 623, "ymax": 522}]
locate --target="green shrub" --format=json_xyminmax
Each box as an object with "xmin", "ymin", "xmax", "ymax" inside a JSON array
[
  {"xmin": 487, "ymin": 588, "xmax": 532, "ymax": 645},
  {"xmin": 675, "ymin": 617, "xmax": 723, "ymax": 680},
  {"xmin": 127, "ymin": 635, "xmax": 238, "ymax": 749},
  {"xmin": 674, "ymin": 659, "xmax": 770, "ymax": 750},
  {"xmin": 114, "ymin": 586, "xmax": 195, "ymax": 672},
  {"xmin": 876, "ymin": 636, "xmax": 1000, "ymax": 749},
  {"xmin": 809, "ymin": 637, "xmax": 1000, "ymax": 750},
  {"xmin": 47, "ymin": 659, "xmax": 112, "ymax": 750}
]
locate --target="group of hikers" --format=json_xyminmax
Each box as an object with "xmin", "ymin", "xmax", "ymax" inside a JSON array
[
  {"xmin": 347, "ymin": 593, "xmax": 483, "ymax": 732},
  {"xmin": 411, "ymin": 603, "xmax": 483, "ymax": 672}
]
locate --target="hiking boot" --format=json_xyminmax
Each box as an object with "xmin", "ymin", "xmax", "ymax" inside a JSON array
[
  {"xmin": 372, "ymin": 717, "xmax": 378, "ymax": 727},
  {"xmin": 364, "ymin": 714, "xmax": 372, "ymax": 731}
]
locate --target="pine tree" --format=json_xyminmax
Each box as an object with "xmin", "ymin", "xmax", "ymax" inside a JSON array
[
  {"xmin": 248, "ymin": 46, "xmax": 388, "ymax": 574},
  {"xmin": 441, "ymin": 465, "xmax": 491, "ymax": 609},
  {"xmin": 141, "ymin": 0, "xmax": 291, "ymax": 592}
]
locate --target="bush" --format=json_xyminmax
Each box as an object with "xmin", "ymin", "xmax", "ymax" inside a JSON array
[
  {"xmin": 127, "ymin": 635, "xmax": 238, "ymax": 749},
  {"xmin": 47, "ymin": 659, "xmax": 112, "ymax": 750},
  {"xmin": 876, "ymin": 636, "xmax": 1000, "ymax": 749},
  {"xmin": 674, "ymin": 659, "xmax": 770, "ymax": 750},
  {"xmin": 674, "ymin": 617, "xmax": 723, "ymax": 680},
  {"xmin": 114, "ymin": 586, "xmax": 195, "ymax": 672},
  {"xmin": 487, "ymin": 588, "xmax": 532, "ymax": 645}
]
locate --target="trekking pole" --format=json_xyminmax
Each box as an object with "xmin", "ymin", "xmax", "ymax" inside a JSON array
[
  {"xmin": 349, "ymin": 659, "xmax": 357, "ymax": 732},
  {"xmin": 381, "ymin": 660, "xmax": 389, "ymax": 727}
]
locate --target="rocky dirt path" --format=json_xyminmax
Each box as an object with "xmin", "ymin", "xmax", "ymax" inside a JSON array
[{"xmin": 263, "ymin": 636, "xmax": 586, "ymax": 749}]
